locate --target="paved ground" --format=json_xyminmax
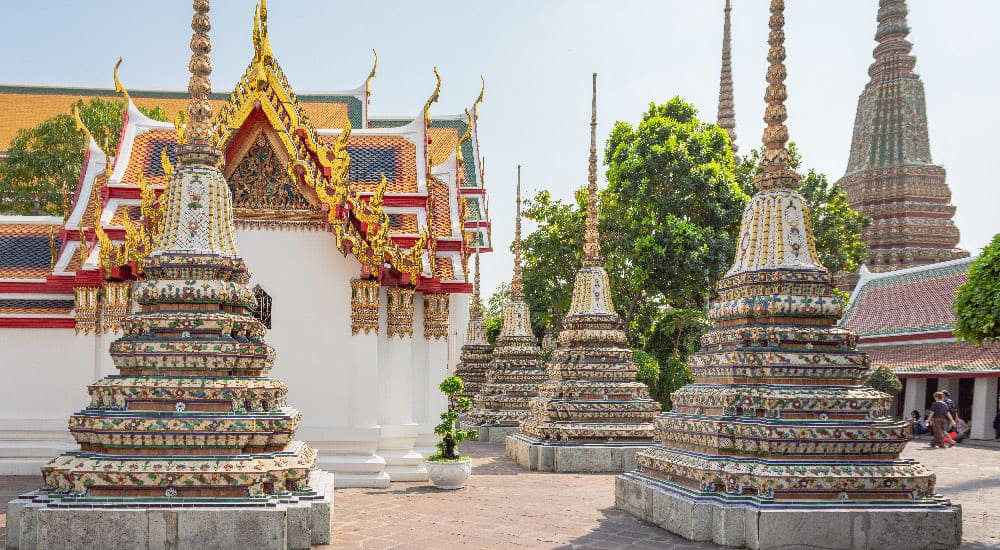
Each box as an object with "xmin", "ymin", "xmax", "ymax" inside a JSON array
[{"xmin": 2, "ymin": 438, "xmax": 997, "ymax": 549}]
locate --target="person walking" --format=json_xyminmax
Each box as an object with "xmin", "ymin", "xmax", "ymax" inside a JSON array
[
  {"xmin": 927, "ymin": 392, "xmax": 955, "ymax": 449},
  {"xmin": 993, "ymin": 408, "xmax": 1000, "ymax": 440},
  {"xmin": 941, "ymin": 389, "xmax": 960, "ymax": 429}
]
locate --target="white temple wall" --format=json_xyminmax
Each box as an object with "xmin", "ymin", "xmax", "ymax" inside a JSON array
[
  {"xmin": 235, "ymin": 227, "xmax": 389, "ymax": 487},
  {"xmin": 0, "ymin": 329, "xmax": 95, "ymax": 474}
]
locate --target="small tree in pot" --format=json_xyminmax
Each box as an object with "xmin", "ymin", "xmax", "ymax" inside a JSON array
[{"xmin": 425, "ymin": 376, "xmax": 477, "ymax": 489}]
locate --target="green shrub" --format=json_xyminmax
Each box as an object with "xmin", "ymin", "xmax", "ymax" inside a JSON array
[{"xmin": 428, "ymin": 376, "xmax": 477, "ymax": 461}]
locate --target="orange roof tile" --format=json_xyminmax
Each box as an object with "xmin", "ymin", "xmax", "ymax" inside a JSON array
[{"xmin": 0, "ymin": 221, "xmax": 62, "ymax": 279}]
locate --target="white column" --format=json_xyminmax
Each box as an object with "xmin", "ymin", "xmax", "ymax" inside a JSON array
[
  {"xmin": 970, "ymin": 377, "xmax": 998, "ymax": 440},
  {"xmin": 902, "ymin": 377, "xmax": 927, "ymax": 418},
  {"xmin": 377, "ymin": 287, "xmax": 425, "ymax": 481},
  {"xmin": 415, "ymin": 293, "xmax": 450, "ymax": 458}
]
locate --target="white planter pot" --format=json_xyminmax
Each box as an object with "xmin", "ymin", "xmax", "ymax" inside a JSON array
[{"xmin": 425, "ymin": 458, "xmax": 472, "ymax": 490}]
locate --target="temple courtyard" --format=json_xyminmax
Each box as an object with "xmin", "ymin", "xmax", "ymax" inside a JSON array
[{"xmin": 2, "ymin": 439, "xmax": 995, "ymax": 549}]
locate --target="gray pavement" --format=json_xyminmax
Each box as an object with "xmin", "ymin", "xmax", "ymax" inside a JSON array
[{"xmin": 2, "ymin": 439, "xmax": 997, "ymax": 549}]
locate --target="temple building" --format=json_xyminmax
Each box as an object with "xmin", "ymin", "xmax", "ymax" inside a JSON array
[
  {"xmin": 507, "ymin": 75, "xmax": 659, "ymax": 473},
  {"xmin": 0, "ymin": 0, "xmax": 491, "ymax": 489},
  {"xmin": 842, "ymin": 259, "xmax": 1000, "ymax": 441},
  {"xmin": 453, "ymin": 251, "xmax": 492, "ymax": 402},
  {"xmin": 465, "ymin": 169, "xmax": 546, "ymax": 442},
  {"xmin": 7, "ymin": 2, "xmax": 333, "ymax": 547},
  {"xmin": 837, "ymin": 0, "xmax": 968, "ymax": 280},
  {"xmin": 616, "ymin": 2, "xmax": 960, "ymax": 548}
]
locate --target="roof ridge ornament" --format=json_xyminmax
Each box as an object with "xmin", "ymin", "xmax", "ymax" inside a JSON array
[
  {"xmin": 113, "ymin": 57, "xmax": 130, "ymax": 105},
  {"xmin": 365, "ymin": 49, "xmax": 378, "ymax": 100}
]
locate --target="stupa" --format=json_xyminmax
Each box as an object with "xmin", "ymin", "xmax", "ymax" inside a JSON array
[
  {"xmin": 615, "ymin": 2, "xmax": 961, "ymax": 548},
  {"xmin": 454, "ymin": 250, "xmax": 492, "ymax": 402},
  {"xmin": 7, "ymin": 2, "xmax": 333, "ymax": 548},
  {"xmin": 464, "ymin": 168, "xmax": 546, "ymax": 442},
  {"xmin": 837, "ymin": 0, "xmax": 968, "ymax": 279},
  {"xmin": 507, "ymin": 75, "xmax": 659, "ymax": 473}
]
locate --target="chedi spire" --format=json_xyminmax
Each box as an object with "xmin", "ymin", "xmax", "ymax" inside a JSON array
[
  {"xmin": 616, "ymin": 2, "xmax": 960, "ymax": 546},
  {"xmin": 465, "ymin": 166, "xmax": 546, "ymax": 439},
  {"xmin": 716, "ymin": 0, "xmax": 737, "ymax": 154},
  {"xmin": 510, "ymin": 74, "xmax": 658, "ymax": 471},
  {"xmin": 13, "ymin": 4, "xmax": 333, "ymax": 547},
  {"xmin": 454, "ymin": 250, "xmax": 492, "ymax": 401}
]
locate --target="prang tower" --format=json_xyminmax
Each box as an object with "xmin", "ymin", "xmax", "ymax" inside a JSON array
[{"xmin": 837, "ymin": 0, "xmax": 968, "ymax": 273}]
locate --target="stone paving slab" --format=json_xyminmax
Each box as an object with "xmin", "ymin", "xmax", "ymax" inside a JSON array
[{"xmin": 4, "ymin": 438, "xmax": 998, "ymax": 549}]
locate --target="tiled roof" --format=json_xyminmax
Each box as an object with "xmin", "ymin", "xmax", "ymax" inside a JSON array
[
  {"xmin": 865, "ymin": 342, "xmax": 1000, "ymax": 375},
  {"xmin": 428, "ymin": 177, "xmax": 452, "ymax": 239},
  {"xmin": 840, "ymin": 258, "xmax": 973, "ymax": 338},
  {"xmin": 120, "ymin": 129, "xmax": 178, "ymax": 187},
  {"xmin": 0, "ymin": 297, "xmax": 74, "ymax": 315},
  {"xmin": 109, "ymin": 204, "xmax": 142, "ymax": 227},
  {"xmin": 387, "ymin": 213, "xmax": 419, "ymax": 235},
  {"xmin": 0, "ymin": 85, "xmax": 358, "ymax": 151},
  {"xmin": 0, "ymin": 221, "xmax": 62, "ymax": 279}
]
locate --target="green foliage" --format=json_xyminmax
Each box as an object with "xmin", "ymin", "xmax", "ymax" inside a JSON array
[
  {"xmin": 604, "ymin": 98, "xmax": 748, "ymax": 314},
  {"xmin": 484, "ymin": 281, "xmax": 509, "ymax": 346},
  {"xmin": 522, "ymin": 189, "xmax": 585, "ymax": 334},
  {"xmin": 954, "ymin": 233, "xmax": 1000, "ymax": 344},
  {"xmin": 863, "ymin": 365, "xmax": 903, "ymax": 396},
  {"xmin": 644, "ymin": 308, "xmax": 707, "ymax": 409},
  {"xmin": 428, "ymin": 376, "xmax": 477, "ymax": 461},
  {"xmin": 736, "ymin": 145, "xmax": 871, "ymax": 274},
  {"xmin": 0, "ymin": 97, "xmax": 168, "ymax": 215},
  {"xmin": 632, "ymin": 348, "xmax": 660, "ymax": 399}
]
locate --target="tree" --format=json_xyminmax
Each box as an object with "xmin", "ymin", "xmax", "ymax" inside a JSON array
[
  {"xmin": 953, "ymin": 233, "xmax": 1000, "ymax": 344},
  {"xmin": 736, "ymin": 145, "xmax": 870, "ymax": 275},
  {"xmin": 644, "ymin": 308, "xmax": 709, "ymax": 409},
  {"xmin": 0, "ymin": 97, "xmax": 168, "ymax": 216},
  {"xmin": 484, "ymin": 281, "xmax": 510, "ymax": 346},
  {"xmin": 605, "ymin": 98, "xmax": 747, "ymax": 314},
  {"xmin": 864, "ymin": 365, "xmax": 902, "ymax": 396}
]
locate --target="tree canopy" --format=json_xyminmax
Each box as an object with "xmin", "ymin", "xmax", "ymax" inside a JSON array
[
  {"xmin": 510, "ymin": 97, "xmax": 872, "ymax": 409},
  {"xmin": 953, "ymin": 233, "xmax": 1000, "ymax": 344},
  {"xmin": 0, "ymin": 97, "xmax": 168, "ymax": 216}
]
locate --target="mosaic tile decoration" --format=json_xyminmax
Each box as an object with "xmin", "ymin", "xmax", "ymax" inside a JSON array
[{"xmin": 630, "ymin": 0, "xmax": 953, "ymax": 510}]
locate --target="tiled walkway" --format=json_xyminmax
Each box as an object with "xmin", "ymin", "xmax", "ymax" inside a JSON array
[{"xmin": 2, "ymin": 440, "xmax": 998, "ymax": 549}]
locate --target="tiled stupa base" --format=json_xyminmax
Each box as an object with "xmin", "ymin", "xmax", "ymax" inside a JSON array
[
  {"xmin": 7, "ymin": 470, "xmax": 334, "ymax": 550},
  {"xmin": 506, "ymin": 434, "xmax": 650, "ymax": 473},
  {"xmin": 615, "ymin": 472, "xmax": 961, "ymax": 550},
  {"xmin": 464, "ymin": 423, "xmax": 520, "ymax": 444}
]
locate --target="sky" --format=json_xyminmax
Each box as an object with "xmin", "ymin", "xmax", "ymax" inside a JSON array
[{"xmin": 1, "ymin": 1, "xmax": 997, "ymax": 299}]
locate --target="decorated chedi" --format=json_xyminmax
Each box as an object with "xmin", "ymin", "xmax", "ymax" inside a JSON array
[
  {"xmin": 507, "ymin": 75, "xmax": 659, "ymax": 473},
  {"xmin": 8, "ymin": 2, "xmax": 332, "ymax": 548},
  {"xmin": 615, "ymin": 2, "xmax": 961, "ymax": 548},
  {"xmin": 454, "ymin": 250, "xmax": 492, "ymax": 402},
  {"xmin": 465, "ymin": 169, "xmax": 546, "ymax": 442}
]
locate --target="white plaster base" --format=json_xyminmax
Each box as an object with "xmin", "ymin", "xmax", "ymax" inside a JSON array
[
  {"xmin": 6, "ymin": 470, "xmax": 334, "ymax": 550},
  {"xmin": 375, "ymin": 424, "xmax": 427, "ymax": 482},
  {"xmin": 615, "ymin": 472, "xmax": 962, "ymax": 550},
  {"xmin": 505, "ymin": 434, "xmax": 650, "ymax": 473}
]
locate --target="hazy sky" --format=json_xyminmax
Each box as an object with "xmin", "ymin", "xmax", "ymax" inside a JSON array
[{"xmin": 2, "ymin": 1, "xmax": 997, "ymax": 299}]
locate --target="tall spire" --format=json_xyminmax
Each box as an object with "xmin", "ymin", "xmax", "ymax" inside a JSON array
[
  {"xmin": 184, "ymin": 0, "xmax": 215, "ymax": 146},
  {"xmin": 837, "ymin": 0, "xmax": 967, "ymax": 274},
  {"xmin": 470, "ymin": 249, "xmax": 483, "ymax": 319},
  {"xmin": 716, "ymin": 0, "xmax": 737, "ymax": 154},
  {"xmin": 754, "ymin": 0, "xmax": 798, "ymax": 191},
  {"xmin": 511, "ymin": 165, "xmax": 524, "ymax": 299},
  {"xmin": 582, "ymin": 73, "xmax": 602, "ymax": 267}
]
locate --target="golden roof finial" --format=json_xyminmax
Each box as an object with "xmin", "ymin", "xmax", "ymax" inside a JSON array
[
  {"xmin": 365, "ymin": 49, "xmax": 378, "ymax": 99},
  {"xmin": 582, "ymin": 73, "xmax": 602, "ymax": 267},
  {"xmin": 71, "ymin": 104, "xmax": 92, "ymax": 146},
  {"xmin": 184, "ymin": 0, "xmax": 215, "ymax": 145},
  {"xmin": 423, "ymin": 67, "xmax": 442, "ymax": 126},
  {"xmin": 754, "ymin": 0, "xmax": 799, "ymax": 192},
  {"xmin": 456, "ymin": 108, "xmax": 473, "ymax": 163},
  {"xmin": 472, "ymin": 75, "xmax": 485, "ymax": 120},
  {"xmin": 511, "ymin": 165, "xmax": 524, "ymax": 300},
  {"xmin": 49, "ymin": 227, "xmax": 58, "ymax": 270},
  {"xmin": 113, "ymin": 57, "xmax": 130, "ymax": 104}
]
